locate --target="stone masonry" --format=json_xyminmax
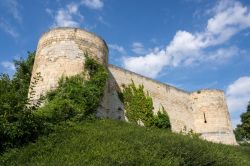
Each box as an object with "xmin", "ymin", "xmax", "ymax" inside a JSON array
[{"xmin": 29, "ymin": 27, "xmax": 237, "ymax": 145}]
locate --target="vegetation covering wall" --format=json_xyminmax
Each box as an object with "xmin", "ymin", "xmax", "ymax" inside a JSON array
[
  {"xmin": 0, "ymin": 53, "xmax": 108, "ymax": 153},
  {"xmin": 119, "ymin": 81, "xmax": 171, "ymax": 129}
]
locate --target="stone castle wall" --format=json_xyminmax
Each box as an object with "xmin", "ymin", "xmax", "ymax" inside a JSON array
[
  {"xmin": 106, "ymin": 65, "xmax": 195, "ymax": 132},
  {"xmin": 29, "ymin": 27, "xmax": 237, "ymax": 145},
  {"xmin": 190, "ymin": 91, "xmax": 236, "ymax": 144},
  {"xmin": 28, "ymin": 28, "xmax": 108, "ymax": 103},
  {"xmin": 106, "ymin": 65, "xmax": 237, "ymax": 145}
]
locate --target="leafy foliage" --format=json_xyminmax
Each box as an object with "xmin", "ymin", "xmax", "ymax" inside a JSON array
[
  {"xmin": 151, "ymin": 107, "xmax": 171, "ymax": 129},
  {"xmin": 0, "ymin": 53, "xmax": 108, "ymax": 153},
  {"xmin": 1, "ymin": 120, "xmax": 249, "ymax": 166},
  {"xmin": 0, "ymin": 52, "xmax": 37, "ymax": 152},
  {"xmin": 0, "ymin": 52, "xmax": 35, "ymax": 119},
  {"xmin": 235, "ymin": 101, "xmax": 250, "ymax": 141},
  {"xmin": 34, "ymin": 56, "xmax": 108, "ymax": 123},
  {"xmin": 120, "ymin": 81, "xmax": 171, "ymax": 129}
]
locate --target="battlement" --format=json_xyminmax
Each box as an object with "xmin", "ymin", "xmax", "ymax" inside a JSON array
[{"xmin": 29, "ymin": 27, "xmax": 237, "ymax": 145}]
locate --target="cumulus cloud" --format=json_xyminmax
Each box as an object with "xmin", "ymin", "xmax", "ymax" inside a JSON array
[
  {"xmin": 81, "ymin": 0, "xmax": 103, "ymax": 9},
  {"xmin": 123, "ymin": 49, "xmax": 170, "ymax": 78},
  {"xmin": 109, "ymin": 44, "xmax": 126, "ymax": 54},
  {"xmin": 226, "ymin": 76, "xmax": 250, "ymax": 127},
  {"xmin": 49, "ymin": 0, "xmax": 104, "ymax": 28},
  {"xmin": 206, "ymin": 46, "xmax": 239, "ymax": 62},
  {"xmin": 123, "ymin": 0, "xmax": 250, "ymax": 78},
  {"xmin": 52, "ymin": 3, "xmax": 84, "ymax": 27},
  {"xmin": 1, "ymin": 61, "xmax": 15, "ymax": 71},
  {"xmin": 131, "ymin": 42, "xmax": 147, "ymax": 55},
  {"xmin": 226, "ymin": 77, "xmax": 250, "ymax": 112}
]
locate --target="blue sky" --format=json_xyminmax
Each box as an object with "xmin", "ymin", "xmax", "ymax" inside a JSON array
[{"xmin": 0, "ymin": 0, "xmax": 250, "ymax": 127}]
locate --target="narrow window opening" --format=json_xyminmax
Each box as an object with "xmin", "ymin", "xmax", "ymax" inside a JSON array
[{"xmin": 203, "ymin": 113, "xmax": 207, "ymax": 123}]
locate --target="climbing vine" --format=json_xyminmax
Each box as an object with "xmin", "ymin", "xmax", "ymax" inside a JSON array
[
  {"xmin": 120, "ymin": 81, "xmax": 171, "ymax": 129},
  {"xmin": 0, "ymin": 53, "xmax": 109, "ymax": 152},
  {"xmin": 35, "ymin": 54, "xmax": 109, "ymax": 121}
]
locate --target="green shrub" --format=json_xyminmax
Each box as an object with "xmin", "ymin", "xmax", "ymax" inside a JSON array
[
  {"xmin": 34, "ymin": 99, "xmax": 79, "ymax": 123},
  {"xmin": 151, "ymin": 108, "xmax": 171, "ymax": 129},
  {"xmin": 0, "ymin": 52, "xmax": 37, "ymax": 152},
  {"xmin": 39, "ymin": 55, "xmax": 108, "ymax": 122},
  {"xmin": 121, "ymin": 81, "xmax": 154, "ymax": 127},
  {"xmin": 0, "ymin": 53, "xmax": 108, "ymax": 153},
  {"xmin": 120, "ymin": 81, "xmax": 171, "ymax": 129},
  {"xmin": 235, "ymin": 101, "xmax": 250, "ymax": 141}
]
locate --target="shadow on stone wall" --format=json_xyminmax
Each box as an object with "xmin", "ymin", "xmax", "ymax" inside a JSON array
[{"xmin": 97, "ymin": 69, "xmax": 126, "ymax": 121}]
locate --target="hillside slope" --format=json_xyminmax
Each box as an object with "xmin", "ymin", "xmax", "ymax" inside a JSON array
[{"xmin": 1, "ymin": 119, "xmax": 249, "ymax": 166}]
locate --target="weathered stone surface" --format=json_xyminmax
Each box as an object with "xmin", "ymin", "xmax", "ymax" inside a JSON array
[
  {"xmin": 28, "ymin": 28, "xmax": 108, "ymax": 104},
  {"xmin": 106, "ymin": 65, "xmax": 236, "ymax": 144},
  {"xmin": 29, "ymin": 27, "xmax": 237, "ymax": 145}
]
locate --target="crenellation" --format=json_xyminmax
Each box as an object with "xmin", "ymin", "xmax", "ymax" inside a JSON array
[{"xmin": 28, "ymin": 27, "xmax": 237, "ymax": 145}]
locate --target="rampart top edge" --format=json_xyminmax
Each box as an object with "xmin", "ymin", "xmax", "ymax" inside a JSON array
[
  {"xmin": 108, "ymin": 64, "xmax": 224, "ymax": 94},
  {"xmin": 39, "ymin": 27, "xmax": 109, "ymax": 51}
]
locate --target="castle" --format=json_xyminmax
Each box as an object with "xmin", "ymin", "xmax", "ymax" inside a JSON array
[{"xmin": 29, "ymin": 27, "xmax": 237, "ymax": 145}]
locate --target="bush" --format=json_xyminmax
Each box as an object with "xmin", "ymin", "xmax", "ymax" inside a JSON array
[
  {"xmin": 34, "ymin": 99, "xmax": 79, "ymax": 123},
  {"xmin": 120, "ymin": 81, "xmax": 171, "ymax": 129},
  {"xmin": 38, "ymin": 56, "xmax": 108, "ymax": 122},
  {"xmin": 151, "ymin": 109, "xmax": 171, "ymax": 129},
  {"xmin": 0, "ymin": 52, "xmax": 36, "ymax": 152},
  {"xmin": 1, "ymin": 120, "xmax": 249, "ymax": 166},
  {"xmin": 0, "ymin": 53, "xmax": 108, "ymax": 153},
  {"xmin": 234, "ymin": 101, "xmax": 250, "ymax": 141}
]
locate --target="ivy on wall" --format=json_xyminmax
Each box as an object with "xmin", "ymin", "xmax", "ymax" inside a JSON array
[
  {"xmin": 0, "ymin": 53, "xmax": 109, "ymax": 152},
  {"xmin": 119, "ymin": 81, "xmax": 171, "ymax": 129},
  {"xmin": 35, "ymin": 54, "xmax": 109, "ymax": 121}
]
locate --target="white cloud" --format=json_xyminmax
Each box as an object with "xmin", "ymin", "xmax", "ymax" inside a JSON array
[
  {"xmin": 109, "ymin": 44, "xmax": 126, "ymax": 54},
  {"xmin": 1, "ymin": 61, "xmax": 15, "ymax": 71},
  {"xmin": 131, "ymin": 42, "xmax": 147, "ymax": 55},
  {"xmin": 206, "ymin": 46, "xmax": 239, "ymax": 62},
  {"xmin": 226, "ymin": 76, "xmax": 250, "ymax": 126},
  {"xmin": 206, "ymin": 0, "xmax": 250, "ymax": 45},
  {"xmin": 0, "ymin": 0, "xmax": 21, "ymax": 38},
  {"xmin": 123, "ymin": 0, "xmax": 250, "ymax": 78},
  {"xmin": 123, "ymin": 49, "xmax": 170, "ymax": 78},
  {"xmin": 1, "ymin": 0, "xmax": 22, "ymax": 23},
  {"xmin": 81, "ymin": 0, "xmax": 103, "ymax": 9},
  {"xmin": 54, "ymin": 9, "xmax": 79, "ymax": 27},
  {"xmin": 0, "ymin": 17, "xmax": 19, "ymax": 38},
  {"xmin": 67, "ymin": 3, "xmax": 78, "ymax": 14},
  {"xmin": 97, "ymin": 16, "xmax": 110, "ymax": 27},
  {"xmin": 52, "ymin": 3, "xmax": 84, "ymax": 27},
  {"xmin": 48, "ymin": 1, "xmax": 104, "ymax": 28}
]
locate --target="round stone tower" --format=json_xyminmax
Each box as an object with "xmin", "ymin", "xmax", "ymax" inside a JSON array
[
  {"xmin": 190, "ymin": 90, "xmax": 237, "ymax": 145},
  {"xmin": 28, "ymin": 27, "xmax": 108, "ymax": 104}
]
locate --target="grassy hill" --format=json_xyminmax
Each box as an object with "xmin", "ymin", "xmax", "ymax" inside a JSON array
[
  {"xmin": 1, "ymin": 55, "xmax": 249, "ymax": 165},
  {"xmin": 1, "ymin": 119, "xmax": 249, "ymax": 166}
]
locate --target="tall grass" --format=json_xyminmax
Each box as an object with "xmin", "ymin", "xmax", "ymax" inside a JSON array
[{"xmin": 1, "ymin": 119, "xmax": 249, "ymax": 166}]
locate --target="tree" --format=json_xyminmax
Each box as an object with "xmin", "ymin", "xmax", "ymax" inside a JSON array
[
  {"xmin": 0, "ymin": 52, "xmax": 109, "ymax": 152},
  {"xmin": 0, "ymin": 51, "xmax": 35, "ymax": 118},
  {"xmin": 234, "ymin": 101, "xmax": 250, "ymax": 141},
  {"xmin": 0, "ymin": 51, "xmax": 37, "ymax": 152}
]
